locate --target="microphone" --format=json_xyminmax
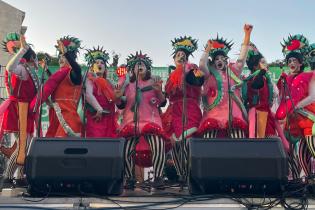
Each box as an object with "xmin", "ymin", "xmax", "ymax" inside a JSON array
[{"xmin": 44, "ymin": 53, "xmax": 51, "ymax": 65}]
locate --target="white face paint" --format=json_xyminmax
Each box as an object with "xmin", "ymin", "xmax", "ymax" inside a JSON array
[
  {"xmin": 92, "ymin": 59, "xmax": 106, "ymax": 76},
  {"xmin": 174, "ymin": 51, "xmax": 187, "ymax": 66},
  {"xmin": 58, "ymin": 55, "xmax": 69, "ymax": 68},
  {"xmin": 134, "ymin": 61, "xmax": 147, "ymax": 79},
  {"xmin": 214, "ymin": 55, "xmax": 227, "ymax": 71},
  {"xmin": 287, "ymin": 57, "xmax": 302, "ymax": 75}
]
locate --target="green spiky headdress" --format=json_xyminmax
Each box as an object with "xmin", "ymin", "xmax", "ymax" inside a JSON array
[
  {"xmin": 85, "ymin": 46, "xmax": 110, "ymax": 66},
  {"xmin": 281, "ymin": 34, "xmax": 309, "ymax": 58},
  {"xmin": 307, "ymin": 43, "xmax": 315, "ymax": 64},
  {"xmin": 207, "ymin": 34, "xmax": 233, "ymax": 59},
  {"xmin": 2, "ymin": 32, "xmax": 22, "ymax": 54},
  {"xmin": 126, "ymin": 51, "xmax": 152, "ymax": 70},
  {"xmin": 171, "ymin": 36, "xmax": 198, "ymax": 57},
  {"xmin": 55, "ymin": 36, "xmax": 81, "ymax": 56},
  {"xmin": 246, "ymin": 42, "xmax": 263, "ymax": 63},
  {"xmin": 307, "ymin": 43, "xmax": 315, "ymax": 57}
]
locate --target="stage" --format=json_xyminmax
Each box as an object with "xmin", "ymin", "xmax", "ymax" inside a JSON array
[{"xmin": 0, "ymin": 186, "xmax": 314, "ymax": 210}]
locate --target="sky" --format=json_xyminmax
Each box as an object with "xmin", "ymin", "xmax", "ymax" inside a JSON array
[{"xmin": 2, "ymin": 0, "xmax": 315, "ymax": 66}]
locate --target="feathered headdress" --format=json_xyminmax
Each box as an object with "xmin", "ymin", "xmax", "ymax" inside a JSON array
[
  {"xmin": 207, "ymin": 34, "xmax": 233, "ymax": 59},
  {"xmin": 2, "ymin": 32, "xmax": 22, "ymax": 54},
  {"xmin": 171, "ymin": 36, "xmax": 198, "ymax": 57},
  {"xmin": 126, "ymin": 51, "xmax": 152, "ymax": 70},
  {"xmin": 55, "ymin": 36, "xmax": 81, "ymax": 56},
  {"xmin": 85, "ymin": 46, "xmax": 110, "ymax": 66},
  {"xmin": 281, "ymin": 34, "xmax": 309, "ymax": 57},
  {"xmin": 307, "ymin": 43, "xmax": 315, "ymax": 58},
  {"xmin": 307, "ymin": 43, "xmax": 315, "ymax": 64}
]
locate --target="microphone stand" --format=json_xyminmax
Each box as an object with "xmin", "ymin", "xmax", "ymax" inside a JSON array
[
  {"xmin": 226, "ymin": 60, "xmax": 233, "ymax": 138},
  {"xmin": 281, "ymin": 66, "xmax": 298, "ymax": 177},
  {"xmin": 180, "ymin": 60, "xmax": 187, "ymax": 190},
  {"xmin": 81, "ymin": 65, "xmax": 90, "ymax": 138},
  {"xmin": 33, "ymin": 59, "xmax": 48, "ymax": 137},
  {"xmin": 131, "ymin": 63, "xmax": 141, "ymax": 181}
]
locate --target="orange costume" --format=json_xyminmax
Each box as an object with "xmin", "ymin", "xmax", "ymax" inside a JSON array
[{"xmin": 30, "ymin": 36, "xmax": 83, "ymax": 137}]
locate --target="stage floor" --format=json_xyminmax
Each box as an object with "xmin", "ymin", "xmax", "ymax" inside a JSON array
[{"xmin": 0, "ymin": 187, "xmax": 314, "ymax": 210}]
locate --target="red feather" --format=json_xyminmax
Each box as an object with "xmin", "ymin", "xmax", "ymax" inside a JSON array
[
  {"xmin": 62, "ymin": 40, "xmax": 71, "ymax": 46},
  {"xmin": 287, "ymin": 40, "xmax": 300, "ymax": 51},
  {"xmin": 212, "ymin": 41, "xmax": 225, "ymax": 49}
]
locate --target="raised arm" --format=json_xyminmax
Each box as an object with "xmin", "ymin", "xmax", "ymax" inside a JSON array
[
  {"xmin": 57, "ymin": 40, "xmax": 82, "ymax": 85},
  {"xmin": 65, "ymin": 52, "xmax": 82, "ymax": 85},
  {"xmin": 235, "ymin": 24, "xmax": 253, "ymax": 71},
  {"xmin": 6, "ymin": 35, "xmax": 29, "ymax": 75},
  {"xmin": 199, "ymin": 40, "xmax": 213, "ymax": 79}
]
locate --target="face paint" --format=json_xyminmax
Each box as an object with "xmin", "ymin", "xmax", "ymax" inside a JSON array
[
  {"xmin": 214, "ymin": 55, "xmax": 228, "ymax": 71},
  {"xmin": 174, "ymin": 51, "xmax": 187, "ymax": 66},
  {"xmin": 287, "ymin": 57, "xmax": 302, "ymax": 75},
  {"xmin": 133, "ymin": 61, "xmax": 147, "ymax": 79},
  {"xmin": 92, "ymin": 59, "xmax": 106, "ymax": 76}
]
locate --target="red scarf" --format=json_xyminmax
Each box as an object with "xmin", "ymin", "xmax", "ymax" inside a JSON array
[
  {"xmin": 165, "ymin": 65, "xmax": 183, "ymax": 95},
  {"xmin": 88, "ymin": 74, "xmax": 115, "ymax": 102}
]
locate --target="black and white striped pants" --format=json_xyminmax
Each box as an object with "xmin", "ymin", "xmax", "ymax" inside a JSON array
[
  {"xmin": 3, "ymin": 135, "xmax": 31, "ymax": 180},
  {"xmin": 124, "ymin": 135, "xmax": 165, "ymax": 179},
  {"xmin": 202, "ymin": 129, "xmax": 246, "ymax": 139},
  {"xmin": 171, "ymin": 139, "xmax": 189, "ymax": 177},
  {"xmin": 298, "ymin": 138, "xmax": 312, "ymax": 176}
]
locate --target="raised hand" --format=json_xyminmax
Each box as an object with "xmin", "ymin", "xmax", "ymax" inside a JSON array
[
  {"xmin": 19, "ymin": 34, "xmax": 29, "ymax": 50},
  {"xmin": 205, "ymin": 40, "xmax": 214, "ymax": 53},
  {"xmin": 244, "ymin": 24, "xmax": 253, "ymax": 35},
  {"xmin": 152, "ymin": 76, "xmax": 163, "ymax": 92},
  {"xmin": 114, "ymin": 84, "xmax": 124, "ymax": 99},
  {"xmin": 57, "ymin": 40, "xmax": 66, "ymax": 55}
]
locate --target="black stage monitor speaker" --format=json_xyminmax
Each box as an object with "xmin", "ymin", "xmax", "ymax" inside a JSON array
[
  {"xmin": 189, "ymin": 138, "xmax": 288, "ymax": 195},
  {"xmin": 25, "ymin": 137, "xmax": 125, "ymax": 196}
]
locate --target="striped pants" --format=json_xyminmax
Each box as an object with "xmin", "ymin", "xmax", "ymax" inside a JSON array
[
  {"xmin": 124, "ymin": 135, "xmax": 165, "ymax": 179},
  {"xmin": 297, "ymin": 138, "xmax": 312, "ymax": 177},
  {"xmin": 202, "ymin": 129, "xmax": 246, "ymax": 139},
  {"xmin": 3, "ymin": 134, "xmax": 31, "ymax": 180},
  {"xmin": 171, "ymin": 139, "xmax": 190, "ymax": 177},
  {"xmin": 288, "ymin": 142, "xmax": 302, "ymax": 180}
]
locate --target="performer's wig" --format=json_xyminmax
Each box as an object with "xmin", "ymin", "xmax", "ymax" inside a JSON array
[
  {"xmin": 84, "ymin": 46, "xmax": 110, "ymax": 66},
  {"xmin": 307, "ymin": 43, "xmax": 315, "ymax": 69},
  {"xmin": 246, "ymin": 42, "xmax": 264, "ymax": 72},
  {"xmin": 55, "ymin": 36, "xmax": 81, "ymax": 60},
  {"xmin": 171, "ymin": 36, "xmax": 198, "ymax": 58},
  {"xmin": 207, "ymin": 34, "xmax": 233, "ymax": 61},
  {"xmin": 126, "ymin": 51, "xmax": 152, "ymax": 82},
  {"xmin": 281, "ymin": 34, "xmax": 309, "ymax": 71},
  {"xmin": 2, "ymin": 32, "xmax": 36, "ymax": 62}
]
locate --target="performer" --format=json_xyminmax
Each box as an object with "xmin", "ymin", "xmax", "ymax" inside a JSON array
[
  {"xmin": 116, "ymin": 51, "xmax": 167, "ymax": 189},
  {"xmin": 30, "ymin": 36, "xmax": 82, "ymax": 138},
  {"xmin": 164, "ymin": 36, "xmax": 204, "ymax": 183},
  {"xmin": 0, "ymin": 33, "xmax": 39, "ymax": 188},
  {"xmin": 307, "ymin": 43, "xmax": 315, "ymax": 70},
  {"xmin": 276, "ymin": 34, "xmax": 313, "ymax": 178},
  {"xmin": 84, "ymin": 46, "xmax": 117, "ymax": 137},
  {"xmin": 198, "ymin": 24, "xmax": 252, "ymax": 138}
]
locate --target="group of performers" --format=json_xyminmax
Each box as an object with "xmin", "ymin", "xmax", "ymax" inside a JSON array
[{"xmin": 1, "ymin": 23, "xmax": 315, "ymax": 190}]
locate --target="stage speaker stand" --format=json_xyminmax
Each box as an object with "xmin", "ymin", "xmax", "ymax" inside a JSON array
[
  {"xmin": 188, "ymin": 138, "xmax": 288, "ymax": 195},
  {"xmin": 25, "ymin": 137, "xmax": 125, "ymax": 196}
]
